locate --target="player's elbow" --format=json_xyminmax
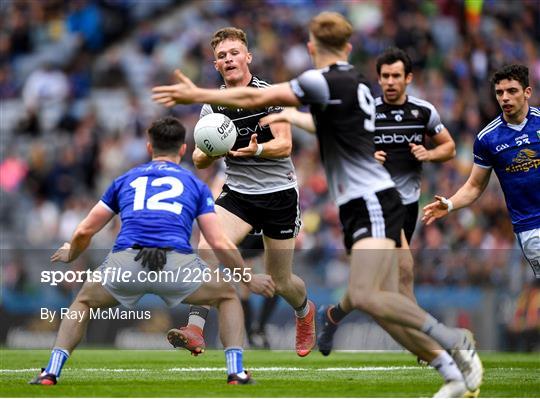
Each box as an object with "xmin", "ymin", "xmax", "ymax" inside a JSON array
[
  {"xmin": 447, "ymin": 142, "xmax": 456, "ymax": 159},
  {"xmin": 277, "ymin": 140, "xmax": 292, "ymax": 157},
  {"xmin": 73, "ymin": 225, "xmax": 95, "ymax": 241},
  {"xmin": 206, "ymin": 235, "xmax": 231, "ymax": 252}
]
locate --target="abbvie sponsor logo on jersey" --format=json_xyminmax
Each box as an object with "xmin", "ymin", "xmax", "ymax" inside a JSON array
[
  {"xmin": 374, "ymin": 133, "xmax": 423, "ymax": 144},
  {"xmin": 237, "ymin": 122, "xmax": 263, "ymax": 136}
]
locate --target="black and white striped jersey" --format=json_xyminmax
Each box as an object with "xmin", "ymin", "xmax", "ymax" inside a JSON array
[
  {"xmin": 200, "ymin": 75, "xmax": 297, "ymax": 195},
  {"xmin": 373, "ymin": 96, "xmax": 445, "ymax": 204},
  {"xmin": 289, "ymin": 62, "xmax": 394, "ymax": 206}
]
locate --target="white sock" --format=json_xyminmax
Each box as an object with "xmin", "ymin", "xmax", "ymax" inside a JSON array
[
  {"xmin": 188, "ymin": 314, "xmax": 205, "ymax": 330},
  {"xmin": 421, "ymin": 314, "xmax": 461, "ymax": 350},
  {"xmin": 295, "ymin": 299, "xmax": 309, "ymax": 318},
  {"xmin": 430, "ymin": 351, "xmax": 463, "ymax": 382},
  {"xmin": 188, "ymin": 306, "xmax": 208, "ymax": 330}
]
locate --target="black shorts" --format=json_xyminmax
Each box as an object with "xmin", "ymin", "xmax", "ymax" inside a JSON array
[
  {"xmin": 402, "ymin": 201, "xmax": 419, "ymax": 245},
  {"xmin": 238, "ymin": 230, "xmax": 264, "ymax": 259},
  {"xmin": 339, "ymin": 188, "xmax": 405, "ymax": 252},
  {"xmin": 215, "ymin": 185, "xmax": 301, "ymax": 240}
]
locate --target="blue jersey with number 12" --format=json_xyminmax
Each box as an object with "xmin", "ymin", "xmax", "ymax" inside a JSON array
[
  {"xmin": 473, "ymin": 106, "xmax": 540, "ymax": 233},
  {"xmin": 100, "ymin": 161, "xmax": 215, "ymax": 253}
]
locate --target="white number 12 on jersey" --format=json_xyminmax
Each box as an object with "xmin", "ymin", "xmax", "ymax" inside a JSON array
[{"xmin": 130, "ymin": 176, "xmax": 184, "ymax": 215}]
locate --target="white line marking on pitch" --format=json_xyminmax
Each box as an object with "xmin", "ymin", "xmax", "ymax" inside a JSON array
[{"xmin": 1, "ymin": 366, "xmax": 424, "ymax": 373}]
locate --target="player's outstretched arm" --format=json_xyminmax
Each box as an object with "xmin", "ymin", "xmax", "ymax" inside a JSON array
[
  {"xmin": 152, "ymin": 70, "xmax": 301, "ymax": 109},
  {"xmin": 51, "ymin": 203, "xmax": 114, "ymax": 263},
  {"xmin": 197, "ymin": 212, "xmax": 276, "ymax": 297},
  {"xmin": 422, "ymin": 164, "xmax": 492, "ymax": 225},
  {"xmin": 260, "ymin": 107, "xmax": 316, "ymax": 134}
]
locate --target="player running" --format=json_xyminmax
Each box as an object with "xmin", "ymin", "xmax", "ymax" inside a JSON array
[
  {"xmin": 423, "ymin": 64, "xmax": 540, "ymax": 279},
  {"xmin": 258, "ymin": 47, "xmax": 469, "ymax": 396},
  {"xmin": 167, "ymin": 27, "xmax": 315, "ymax": 358},
  {"xmin": 152, "ymin": 12, "xmax": 483, "ymax": 397},
  {"xmin": 29, "ymin": 117, "xmax": 274, "ymax": 386}
]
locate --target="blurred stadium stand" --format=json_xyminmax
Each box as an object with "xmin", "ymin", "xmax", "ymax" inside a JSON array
[{"xmin": 1, "ymin": 0, "xmax": 539, "ymax": 352}]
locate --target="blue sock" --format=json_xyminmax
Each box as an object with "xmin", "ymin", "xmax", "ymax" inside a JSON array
[
  {"xmin": 224, "ymin": 347, "xmax": 244, "ymax": 375},
  {"xmin": 45, "ymin": 348, "xmax": 70, "ymax": 377}
]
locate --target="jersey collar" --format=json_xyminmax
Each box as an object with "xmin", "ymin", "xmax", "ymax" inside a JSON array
[{"xmin": 499, "ymin": 106, "xmax": 531, "ymax": 128}]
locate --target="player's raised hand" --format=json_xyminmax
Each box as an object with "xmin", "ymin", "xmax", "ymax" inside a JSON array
[
  {"xmin": 374, "ymin": 150, "xmax": 387, "ymax": 164},
  {"xmin": 422, "ymin": 195, "xmax": 451, "ymax": 225},
  {"xmin": 229, "ymin": 134, "xmax": 258, "ymax": 157},
  {"xmin": 410, "ymin": 143, "xmax": 431, "ymax": 161},
  {"xmin": 152, "ymin": 69, "xmax": 198, "ymax": 107},
  {"xmin": 246, "ymin": 273, "xmax": 276, "ymax": 298},
  {"xmin": 51, "ymin": 242, "xmax": 71, "ymax": 263}
]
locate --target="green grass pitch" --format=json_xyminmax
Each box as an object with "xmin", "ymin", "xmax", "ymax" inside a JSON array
[{"xmin": 1, "ymin": 349, "xmax": 538, "ymax": 397}]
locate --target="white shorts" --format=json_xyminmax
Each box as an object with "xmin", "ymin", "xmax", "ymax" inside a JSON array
[
  {"xmin": 516, "ymin": 228, "xmax": 540, "ymax": 278},
  {"xmin": 96, "ymin": 249, "xmax": 208, "ymax": 308}
]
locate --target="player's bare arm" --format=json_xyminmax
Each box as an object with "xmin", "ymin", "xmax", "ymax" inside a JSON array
[
  {"xmin": 192, "ymin": 147, "xmax": 224, "ymax": 169},
  {"xmin": 197, "ymin": 212, "xmax": 276, "ymax": 297},
  {"xmin": 422, "ymin": 164, "xmax": 492, "ymax": 225},
  {"xmin": 152, "ymin": 70, "xmax": 301, "ymax": 109},
  {"xmin": 51, "ymin": 203, "xmax": 114, "ymax": 263},
  {"xmin": 259, "ymin": 107, "xmax": 316, "ymax": 134},
  {"xmin": 410, "ymin": 129, "xmax": 455, "ymax": 162},
  {"xmin": 229, "ymin": 120, "xmax": 292, "ymax": 158}
]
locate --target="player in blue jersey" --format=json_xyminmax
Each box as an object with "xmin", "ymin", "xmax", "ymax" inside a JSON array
[
  {"xmin": 29, "ymin": 117, "xmax": 275, "ymax": 386},
  {"xmin": 423, "ymin": 64, "xmax": 540, "ymax": 279}
]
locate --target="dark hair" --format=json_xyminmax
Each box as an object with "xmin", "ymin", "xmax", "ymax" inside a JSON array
[
  {"xmin": 210, "ymin": 27, "xmax": 248, "ymax": 50},
  {"xmin": 491, "ymin": 64, "xmax": 529, "ymax": 89},
  {"xmin": 147, "ymin": 117, "xmax": 186, "ymax": 155},
  {"xmin": 376, "ymin": 47, "xmax": 412, "ymax": 76}
]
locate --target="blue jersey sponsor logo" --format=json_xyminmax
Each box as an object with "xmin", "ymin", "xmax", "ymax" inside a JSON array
[{"xmin": 505, "ymin": 149, "xmax": 540, "ymax": 173}]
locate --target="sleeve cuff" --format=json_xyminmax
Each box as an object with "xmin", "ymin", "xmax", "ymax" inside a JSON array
[{"xmin": 98, "ymin": 200, "xmax": 115, "ymax": 214}]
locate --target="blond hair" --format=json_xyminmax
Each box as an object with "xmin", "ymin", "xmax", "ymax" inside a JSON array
[
  {"xmin": 309, "ymin": 12, "xmax": 352, "ymax": 53},
  {"xmin": 210, "ymin": 27, "xmax": 248, "ymax": 50}
]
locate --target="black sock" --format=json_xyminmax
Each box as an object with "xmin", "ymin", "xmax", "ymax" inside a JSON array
[
  {"xmin": 329, "ymin": 303, "xmax": 349, "ymax": 324},
  {"xmin": 257, "ymin": 296, "xmax": 279, "ymax": 331},
  {"xmin": 294, "ymin": 297, "xmax": 308, "ymax": 312}
]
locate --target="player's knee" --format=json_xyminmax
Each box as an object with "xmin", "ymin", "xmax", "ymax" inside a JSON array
[
  {"xmin": 72, "ymin": 294, "xmax": 93, "ymax": 310},
  {"xmin": 398, "ymin": 255, "xmax": 414, "ymax": 287},
  {"xmin": 216, "ymin": 281, "xmax": 237, "ymax": 301}
]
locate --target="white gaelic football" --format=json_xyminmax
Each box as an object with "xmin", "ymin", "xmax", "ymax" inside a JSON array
[{"xmin": 194, "ymin": 113, "xmax": 237, "ymax": 156}]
